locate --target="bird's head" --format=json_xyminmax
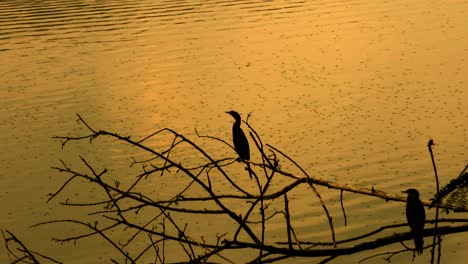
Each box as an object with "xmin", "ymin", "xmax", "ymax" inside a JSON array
[
  {"xmin": 226, "ymin": 110, "xmax": 242, "ymax": 122},
  {"xmin": 402, "ymin": 188, "xmax": 420, "ymax": 199}
]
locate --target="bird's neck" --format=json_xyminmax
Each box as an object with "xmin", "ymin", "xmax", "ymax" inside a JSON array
[{"xmin": 233, "ymin": 118, "xmax": 241, "ymax": 127}]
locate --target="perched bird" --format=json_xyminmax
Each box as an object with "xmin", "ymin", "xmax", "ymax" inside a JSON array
[
  {"xmin": 402, "ymin": 188, "xmax": 426, "ymax": 255},
  {"xmin": 226, "ymin": 110, "xmax": 250, "ymax": 161}
]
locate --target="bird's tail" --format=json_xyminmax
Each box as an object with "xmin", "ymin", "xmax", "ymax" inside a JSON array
[{"xmin": 414, "ymin": 232, "xmax": 424, "ymax": 255}]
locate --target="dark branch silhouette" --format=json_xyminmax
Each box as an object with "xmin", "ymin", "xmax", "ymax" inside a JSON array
[{"xmin": 3, "ymin": 114, "xmax": 467, "ymax": 263}]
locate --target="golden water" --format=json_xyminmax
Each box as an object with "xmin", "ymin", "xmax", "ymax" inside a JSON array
[{"xmin": 1, "ymin": 0, "xmax": 467, "ymax": 263}]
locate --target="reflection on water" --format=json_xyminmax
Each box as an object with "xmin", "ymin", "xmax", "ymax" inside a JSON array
[{"xmin": 1, "ymin": 0, "xmax": 467, "ymax": 262}]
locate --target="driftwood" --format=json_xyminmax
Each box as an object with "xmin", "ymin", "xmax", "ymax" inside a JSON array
[{"xmin": 2, "ymin": 114, "xmax": 467, "ymax": 264}]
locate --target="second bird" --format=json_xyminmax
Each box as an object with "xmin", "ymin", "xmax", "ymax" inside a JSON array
[
  {"xmin": 226, "ymin": 110, "xmax": 250, "ymax": 162},
  {"xmin": 403, "ymin": 188, "xmax": 426, "ymax": 255}
]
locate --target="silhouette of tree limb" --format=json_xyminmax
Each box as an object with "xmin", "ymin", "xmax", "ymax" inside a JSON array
[
  {"xmin": 5, "ymin": 114, "xmax": 466, "ymax": 263},
  {"xmin": 1, "ymin": 229, "xmax": 62, "ymax": 264}
]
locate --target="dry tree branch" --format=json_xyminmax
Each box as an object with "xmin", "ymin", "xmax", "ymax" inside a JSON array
[
  {"xmin": 74, "ymin": 116, "xmax": 260, "ymax": 243},
  {"xmin": 267, "ymin": 144, "xmax": 337, "ymax": 247},
  {"xmin": 340, "ymin": 190, "xmax": 347, "ymax": 226},
  {"xmin": 32, "ymin": 219, "xmax": 134, "ymax": 263},
  {"xmin": 276, "ymin": 219, "xmax": 468, "ymax": 248},
  {"xmin": 283, "ymin": 194, "xmax": 293, "ymax": 251},
  {"xmin": 20, "ymin": 114, "xmax": 467, "ymax": 264},
  {"xmin": 428, "ymin": 139, "xmax": 441, "ymax": 264},
  {"xmin": 227, "ymin": 223, "xmax": 468, "ymax": 257},
  {"xmin": 2, "ymin": 229, "xmax": 41, "ymax": 264}
]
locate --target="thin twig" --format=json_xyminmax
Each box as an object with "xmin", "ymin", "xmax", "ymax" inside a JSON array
[
  {"xmin": 340, "ymin": 190, "xmax": 347, "ymax": 227},
  {"xmin": 284, "ymin": 194, "xmax": 292, "ymax": 251},
  {"xmin": 428, "ymin": 139, "xmax": 441, "ymax": 264}
]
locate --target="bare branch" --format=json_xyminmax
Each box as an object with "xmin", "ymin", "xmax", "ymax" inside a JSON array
[{"xmin": 15, "ymin": 114, "xmax": 466, "ymax": 263}]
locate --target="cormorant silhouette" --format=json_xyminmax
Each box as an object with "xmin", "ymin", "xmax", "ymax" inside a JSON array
[
  {"xmin": 402, "ymin": 188, "xmax": 426, "ymax": 255},
  {"xmin": 226, "ymin": 111, "xmax": 250, "ymax": 161}
]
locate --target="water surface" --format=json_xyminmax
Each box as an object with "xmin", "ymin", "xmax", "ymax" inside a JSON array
[{"xmin": 1, "ymin": 0, "xmax": 467, "ymax": 263}]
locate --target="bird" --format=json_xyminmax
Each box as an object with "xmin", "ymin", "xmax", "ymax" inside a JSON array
[
  {"xmin": 226, "ymin": 110, "xmax": 250, "ymax": 162},
  {"xmin": 402, "ymin": 188, "xmax": 426, "ymax": 255}
]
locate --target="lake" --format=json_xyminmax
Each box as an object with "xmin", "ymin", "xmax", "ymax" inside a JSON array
[{"xmin": 1, "ymin": 0, "xmax": 467, "ymax": 263}]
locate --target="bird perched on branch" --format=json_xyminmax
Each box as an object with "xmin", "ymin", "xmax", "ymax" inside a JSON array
[
  {"xmin": 402, "ymin": 188, "xmax": 426, "ymax": 255},
  {"xmin": 226, "ymin": 110, "xmax": 254, "ymax": 180},
  {"xmin": 226, "ymin": 110, "xmax": 250, "ymax": 162}
]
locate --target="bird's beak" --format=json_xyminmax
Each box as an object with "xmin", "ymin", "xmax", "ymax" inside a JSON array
[{"xmin": 402, "ymin": 190, "xmax": 409, "ymax": 194}]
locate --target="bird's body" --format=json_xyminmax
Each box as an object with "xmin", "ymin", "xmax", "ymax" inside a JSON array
[
  {"xmin": 403, "ymin": 188, "xmax": 426, "ymax": 255},
  {"xmin": 232, "ymin": 125, "xmax": 250, "ymax": 161},
  {"xmin": 226, "ymin": 111, "xmax": 250, "ymax": 161}
]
